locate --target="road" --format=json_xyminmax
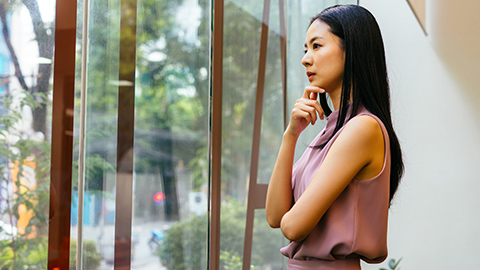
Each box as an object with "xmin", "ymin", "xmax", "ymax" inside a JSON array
[{"xmin": 73, "ymin": 222, "xmax": 167, "ymax": 270}]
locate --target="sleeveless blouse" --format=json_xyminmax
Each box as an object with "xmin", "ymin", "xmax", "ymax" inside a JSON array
[{"xmin": 280, "ymin": 105, "xmax": 391, "ymax": 269}]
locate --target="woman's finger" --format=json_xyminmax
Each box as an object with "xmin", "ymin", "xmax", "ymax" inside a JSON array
[
  {"xmin": 291, "ymin": 106, "xmax": 312, "ymax": 125},
  {"xmin": 298, "ymin": 98, "xmax": 324, "ymax": 122},
  {"xmin": 302, "ymin": 86, "xmax": 325, "ymax": 99},
  {"xmin": 295, "ymin": 101, "xmax": 318, "ymax": 125}
]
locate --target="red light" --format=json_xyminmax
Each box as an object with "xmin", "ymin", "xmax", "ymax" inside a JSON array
[{"xmin": 154, "ymin": 192, "xmax": 165, "ymax": 202}]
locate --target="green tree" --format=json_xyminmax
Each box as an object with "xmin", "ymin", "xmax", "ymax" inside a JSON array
[{"xmin": 0, "ymin": 92, "xmax": 50, "ymax": 269}]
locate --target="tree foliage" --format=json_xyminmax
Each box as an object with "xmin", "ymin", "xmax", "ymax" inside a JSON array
[{"xmin": 0, "ymin": 91, "xmax": 50, "ymax": 269}]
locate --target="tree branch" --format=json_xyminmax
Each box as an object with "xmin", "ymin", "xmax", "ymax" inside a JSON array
[
  {"xmin": 22, "ymin": 0, "xmax": 54, "ymax": 134},
  {"xmin": 0, "ymin": 0, "xmax": 29, "ymax": 91},
  {"xmin": 22, "ymin": 0, "xmax": 52, "ymax": 58}
]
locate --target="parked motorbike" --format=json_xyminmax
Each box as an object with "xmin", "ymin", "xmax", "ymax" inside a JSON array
[{"xmin": 148, "ymin": 229, "xmax": 164, "ymax": 253}]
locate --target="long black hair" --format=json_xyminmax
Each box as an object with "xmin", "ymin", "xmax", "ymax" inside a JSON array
[{"xmin": 311, "ymin": 5, "xmax": 404, "ymax": 203}]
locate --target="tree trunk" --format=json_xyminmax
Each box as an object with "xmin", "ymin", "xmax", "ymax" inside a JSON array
[
  {"xmin": 23, "ymin": 0, "xmax": 54, "ymax": 136},
  {"xmin": 0, "ymin": 1, "xmax": 29, "ymax": 91}
]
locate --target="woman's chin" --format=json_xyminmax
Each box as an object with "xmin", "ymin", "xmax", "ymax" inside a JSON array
[{"xmin": 309, "ymin": 82, "xmax": 323, "ymax": 88}]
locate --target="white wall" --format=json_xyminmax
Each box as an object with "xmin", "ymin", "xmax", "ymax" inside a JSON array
[{"xmin": 359, "ymin": 0, "xmax": 480, "ymax": 269}]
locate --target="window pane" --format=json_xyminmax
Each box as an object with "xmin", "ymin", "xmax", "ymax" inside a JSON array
[
  {"xmin": 221, "ymin": 0, "xmax": 285, "ymax": 268},
  {"xmin": 252, "ymin": 209, "xmax": 284, "ymax": 268},
  {"xmin": 132, "ymin": 0, "xmax": 210, "ymax": 269},
  {"xmin": 71, "ymin": 0, "xmax": 121, "ymax": 269},
  {"xmin": 0, "ymin": 0, "xmax": 55, "ymax": 268},
  {"xmin": 257, "ymin": 0, "xmax": 284, "ymax": 186},
  {"xmin": 71, "ymin": 0, "xmax": 211, "ymax": 269}
]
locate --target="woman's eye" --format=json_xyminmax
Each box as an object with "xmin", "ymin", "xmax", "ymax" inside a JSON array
[
  {"xmin": 304, "ymin": 49, "xmax": 307, "ymax": 54},
  {"xmin": 313, "ymin": 43, "xmax": 321, "ymax": 49}
]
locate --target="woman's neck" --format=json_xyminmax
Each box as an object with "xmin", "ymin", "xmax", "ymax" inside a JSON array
[
  {"xmin": 328, "ymin": 88, "xmax": 342, "ymax": 111},
  {"xmin": 328, "ymin": 84, "xmax": 353, "ymax": 111}
]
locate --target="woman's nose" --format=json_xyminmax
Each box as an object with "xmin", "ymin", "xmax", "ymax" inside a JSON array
[{"xmin": 302, "ymin": 51, "xmax": 312, "ymax": 67}]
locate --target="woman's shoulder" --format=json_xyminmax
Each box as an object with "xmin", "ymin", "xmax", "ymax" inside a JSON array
[
  {"xmin": 329, "ymin": 113, "xmax": 385, "ymax": 180},
  {"xmin": 341, "ymin": 114, "xmax": 383, "ymax": 144}
]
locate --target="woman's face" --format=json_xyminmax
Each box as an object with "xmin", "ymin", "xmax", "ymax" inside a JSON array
[{"xmin": 302, "ymin": 19, "xmax": 345, "ymax": 94}]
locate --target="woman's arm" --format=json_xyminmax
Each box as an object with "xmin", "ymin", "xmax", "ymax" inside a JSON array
[
  {"xmin": 265, "ymin": 132, "xmax": 297, "ymax": 228},
  {"xmin": 279, "ymin": 115, "xmax": 385, "ymax": 242},
  {"xmin": 266, "ymin": 86, "xmax": 324, "ymax": 228}
]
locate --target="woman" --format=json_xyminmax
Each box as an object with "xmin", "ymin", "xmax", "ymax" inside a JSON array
[{"xmin": 265, "ymin": 5, "xmax": 404, "ymax": 269}]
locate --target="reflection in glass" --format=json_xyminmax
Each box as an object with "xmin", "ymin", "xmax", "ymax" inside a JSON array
[{"xmin": 221, "ymin": 0, "xmax": 285, "ymax": 268}]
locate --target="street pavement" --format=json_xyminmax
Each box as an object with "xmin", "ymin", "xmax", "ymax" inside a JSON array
[{"xmin": 73, "ymin": 222, "xmax": 167, "ymax": 270}]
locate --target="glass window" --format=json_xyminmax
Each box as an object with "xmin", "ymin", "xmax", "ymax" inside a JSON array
[
  {"xmin": 65, "ymin": 0, "xmax": 356, "ymax": 269},
  {"xmin": 0, "ymin": 0, "xmax": 56, "ymax": 269},
  {"xmin": 221, "ymin": 0, "xmax": 286, "ymax": 268},
  {"xmin": 132, "ymin": 0, "xmax": 210, "ymax": 269},
  {"xmin": 70, "ymin": 0, "xmax": 121, "ymax": 268},
  {"xmin": 71, "ymin": 0, "xmax": 210, "ymax": 269}
]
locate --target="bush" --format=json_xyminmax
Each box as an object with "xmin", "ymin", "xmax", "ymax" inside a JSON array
[
  {"xmin": 69, "ymin": 239, "xmax": 102, "ymax": 270},
  {"xmin": 0, "ymin": 237, "xmax": 48, "ymax": 270},
  {"xmin": 158, "ymin": 201, "xmax": 282, "ymax": 270}
]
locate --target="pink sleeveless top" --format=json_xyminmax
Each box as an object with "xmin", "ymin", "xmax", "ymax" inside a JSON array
[{"xmin": 280, "ymin": 105, "xmax": 391, "ymax": 269}]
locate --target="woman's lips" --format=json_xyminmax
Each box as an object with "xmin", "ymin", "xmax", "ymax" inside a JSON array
[{"xmin": 307, "ymin": 72, "xmax": 315, "ymax": 81}]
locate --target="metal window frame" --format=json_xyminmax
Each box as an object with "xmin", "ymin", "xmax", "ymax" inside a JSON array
[
  {"xmin": 209, "ymin": 0, "xmax": 224, "ymax": 268},
  {"xmin": 47, "ymin": 0, "xmax": 77, "ymax": 269},
  {"xmin": 113, "ymin": 0, "xmax": 138, "ymax": 269}
]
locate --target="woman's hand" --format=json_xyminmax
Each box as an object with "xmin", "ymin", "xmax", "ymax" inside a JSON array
[{"xmin": 285, "ymin": 86, "xmax": 325, "ymax": 137}]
